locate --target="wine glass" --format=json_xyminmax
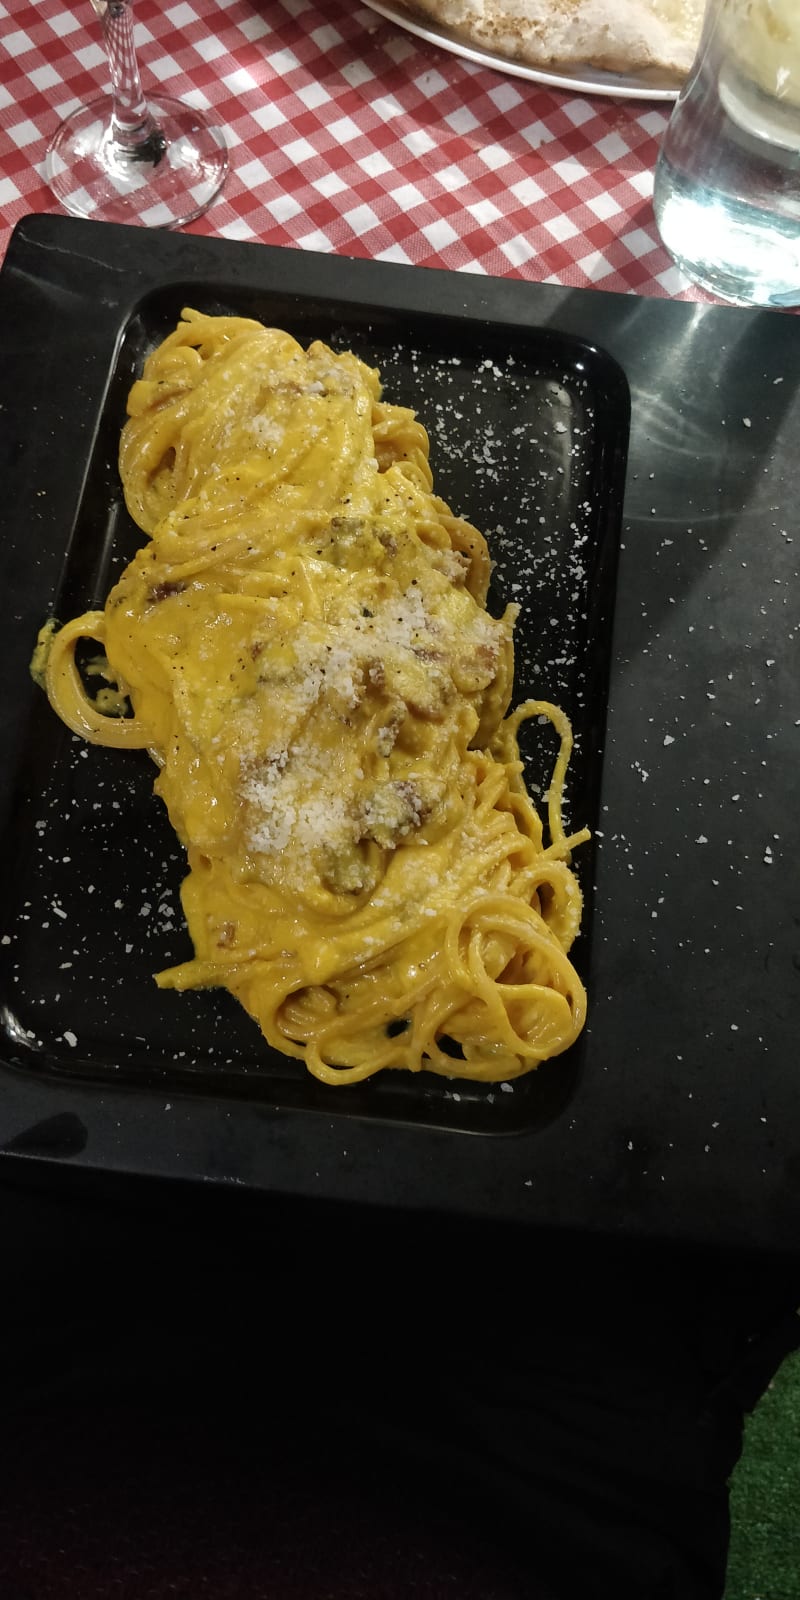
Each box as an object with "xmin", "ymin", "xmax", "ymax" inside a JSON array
[{"xmin": 45, "ymin": 0, "xmax": 228, "ymax": 228}]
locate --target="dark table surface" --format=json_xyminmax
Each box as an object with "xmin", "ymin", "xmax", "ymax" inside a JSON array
[{"xmin": 1, "ymin": 213, "xmax": 798, "ymax": 1256}]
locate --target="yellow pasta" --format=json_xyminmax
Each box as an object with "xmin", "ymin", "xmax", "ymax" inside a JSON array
[{"xmin": 39, "ymin": 309, "xmax": 589, "ymax": 1086}]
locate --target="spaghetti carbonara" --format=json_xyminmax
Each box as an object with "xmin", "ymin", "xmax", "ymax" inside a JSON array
[{"xmin": 39, "ymin": 310, "xmax": 589, "ymax": 1086}]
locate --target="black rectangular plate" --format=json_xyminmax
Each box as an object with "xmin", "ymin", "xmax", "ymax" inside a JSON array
[
  {"xmin": 0, "ymin": 269, "xmax": 627, "ymax": 1135},
  {"xmin": 1, "ymin": 215, "xmax": 799, "ymax": 1255}
]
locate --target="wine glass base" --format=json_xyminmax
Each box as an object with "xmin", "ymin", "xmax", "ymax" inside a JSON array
[{"xmin": 46, "ymin": 95, "xmax": 228, "ymax": 228}]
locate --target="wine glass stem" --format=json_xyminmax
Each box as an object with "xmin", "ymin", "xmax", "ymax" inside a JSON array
[{"xmin": 101, "ymin": 0, "xmax": 161, "ymax": 154}]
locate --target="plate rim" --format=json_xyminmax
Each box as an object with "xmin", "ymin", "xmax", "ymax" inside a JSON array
[{"xmin": 0, "ymin": 232, "xmax": 629, "ymax": 1137}]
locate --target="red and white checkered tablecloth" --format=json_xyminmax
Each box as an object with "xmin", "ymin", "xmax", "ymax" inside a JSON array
[{"xmin": 1, "ymin": 0, "xmax": 707, "ymax": 296}]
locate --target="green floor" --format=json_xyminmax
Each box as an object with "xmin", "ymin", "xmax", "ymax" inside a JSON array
[{"xmin": 724, "ymin": 1347, "xmax": 800, "ymax": 1600}]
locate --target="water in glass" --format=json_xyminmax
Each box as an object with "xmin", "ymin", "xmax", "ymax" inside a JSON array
[{"xmin": 653, "ymin": 0, "xmax": 800, "ymax": 307}]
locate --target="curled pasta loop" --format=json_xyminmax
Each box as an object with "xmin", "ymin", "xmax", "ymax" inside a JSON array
[{"xmin": 44, "ymin": 613, "xmax": 150, "ymax": 749}]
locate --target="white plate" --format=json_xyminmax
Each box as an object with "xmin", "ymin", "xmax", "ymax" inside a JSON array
[{"xmin": 363, "ymin": 0, "xmax": 682, "ymax": 102}]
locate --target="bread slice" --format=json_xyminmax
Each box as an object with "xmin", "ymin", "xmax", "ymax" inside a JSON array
[{"xmin": 402, "ymin": 0, "xmax": 704, "ymax": 79}]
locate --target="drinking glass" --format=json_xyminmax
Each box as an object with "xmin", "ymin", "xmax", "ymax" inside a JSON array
[
  {"xmin": 45, "ymin": 0, "xmax": 228, "ymax": 228},
  {"xmin": 653, "ymin": 0, "xmax": 800, "ymax": 308}
]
